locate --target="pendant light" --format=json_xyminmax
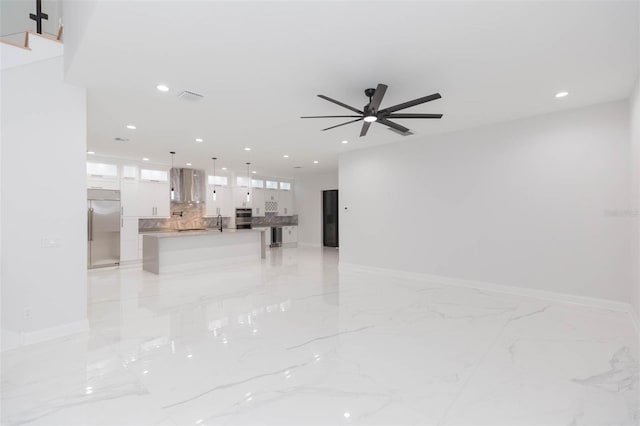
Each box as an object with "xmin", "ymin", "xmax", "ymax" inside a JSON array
[
  {"xmin": 211, "ymin": 157, "xmax": 217, "ymax": 201},
  {"xmin": 170, "ymin": 151, "xmax": 176, "ymax": 201},
  {"xmin": 246, "ymin": 162, "xmax": 251, "ymax": 203}
]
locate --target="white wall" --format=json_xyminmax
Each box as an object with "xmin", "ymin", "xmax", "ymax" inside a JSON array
[
  {"xmin": 631, "ymin": 81, "xmax": 640, "ymax": 320},
  {"xmin": 294, "ymin": 172, "xmax": 338, "ymax": 247},
  {"xmin": 1, "ymin": 55, "xmax": 87, "ymax": 350},
  {"xmin": 340, "ymin": 101, "xmax": 632, "ymax": 304}
]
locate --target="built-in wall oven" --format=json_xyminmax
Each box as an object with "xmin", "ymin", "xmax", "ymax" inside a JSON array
[{"xmin": 235, "ymin": 208, "xmax": 252, "ymax": 229}]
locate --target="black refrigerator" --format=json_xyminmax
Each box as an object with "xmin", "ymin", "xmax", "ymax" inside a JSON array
[{"xmin": 322, "ymin": 190, "xmax": 339, "ymax": 247}]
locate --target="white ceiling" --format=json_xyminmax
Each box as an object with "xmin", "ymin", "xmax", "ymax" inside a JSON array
[{"xmin": 67, "ymin": 1, "xmax": 638, "ymax": 178}]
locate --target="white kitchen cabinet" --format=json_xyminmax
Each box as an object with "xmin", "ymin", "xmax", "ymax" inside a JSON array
[
  {"xmin": 120, "ymin": 217, "xmax": 140, "ymax": 262},
  {"xmin": 138, "ymin": 181, "xmax": 170, "ymax": 218},
  {"xmin": 252, "ymin": 188, "xmax": 265, "ymax": 217},
  {"xmin": 233, "ymin": 186, "xmax": 252, "ymax": 208},
  {"xmin": 263, "ymin": 189, "xmax": 279, "ymax": 214},
  {"xmin": 282, "ymin": 225, "xmax": 298, "ymax": 244},
  {"xmin": 121, "ymin": 180, "xmax": 138, "ymax": 217},
  {"xmin": 87, "ymin": 177, "xmax": 119, "ymax": 190},
  {"xmin": 206, "ymin": 185, "xmax": 232, "ymax": 217},
  {"xmin": 264, "ymin": 189, "xmax": 278, "ymax": 203},
  {"xmin": 279, "ymin": 190, "xmax": 293, "ymax": 216}
]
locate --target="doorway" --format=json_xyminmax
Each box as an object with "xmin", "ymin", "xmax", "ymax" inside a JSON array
[{"xmin": 322, "ymin": 190, "xmax": 339, "ymax": 247}]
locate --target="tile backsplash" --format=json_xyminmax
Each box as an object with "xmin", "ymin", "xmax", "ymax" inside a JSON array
[
  {"xmin": 139, "ymin": 203, "xmax": 228, "ymax": 232},
  {"xmin": 139, "ymin": 204, "xmax": 297, "ymax": 232}
]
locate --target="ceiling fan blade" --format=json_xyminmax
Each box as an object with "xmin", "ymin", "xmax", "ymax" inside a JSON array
[
  {"xmin": 301, "ymin": 115, "xmax": 362, "ymax": 119},
  {"xmin": 360, "ymin": 121, "xmax": 372, "ymax": 137},
  {"xmin": 321, "ymin": 118, "xmax": 363, "ymax": 131},
  {"xmin": 378, "ymin": 118, "xmax": 410, "ymax": 134},
  {"xmin": 381, "ymin": 93, "xmax": 442, "ymax": 114},
  {"xmin": 385, "ymin": 113, "xmax": 443, "ymax": 119},
  {"xmin": 369, "ymin": 83, "xmax": 388, "ymax": 112},
  {"xmin": 317, "ymin": 95, "xmax": 363, "ymax": 114}
]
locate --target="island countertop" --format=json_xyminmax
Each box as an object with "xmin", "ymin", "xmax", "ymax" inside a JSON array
[{"xmin": 141, "ymin": 229, "xmax": 267, "ymax": 239}]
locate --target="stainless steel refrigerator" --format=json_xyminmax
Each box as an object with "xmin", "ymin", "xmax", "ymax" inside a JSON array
[{"xmin": 87, "ymin": 189, "xmax": 121, "ymax": 268}]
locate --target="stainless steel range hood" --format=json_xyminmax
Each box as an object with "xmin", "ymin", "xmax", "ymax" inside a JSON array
[{"xmin": 170, "ymin": 168, "xmax": 206, "ymax": 203}]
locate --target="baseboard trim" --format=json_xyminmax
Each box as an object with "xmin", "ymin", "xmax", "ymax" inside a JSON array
[
  {"xmin": 339, "ymin": 262, "xmax": 633, "ymax": 314},
  {"xmin": 1, "ymin": 319, "xmax": 89, "ymax": 352}
]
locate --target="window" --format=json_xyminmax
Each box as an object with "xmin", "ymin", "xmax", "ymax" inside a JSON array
[
  {"xmin": 87, "ymin": 162, "xmax": 118, "ymax": 177},
  {"xmin": 266, "ymin": 180, "xmax": 278, "ymax": 189},
  {"xmin": 236, "ymin": 176, "xmax": 250, "ymax": 187},
  {"xmin": 280, "ymin": 182, "xmax": 291, "ymax": 190},
  {"xmin": 251, "ymin": 179, "xmax": 264, "ymax": 188},
  {"xmin": 140, "ymin": 168, "xmax": 168, "ymax": 181},
  {"xmin": 122, "ymin": 165, "xmax": 137, "ymax": 179},
  {"xmin": 208, "ymin": 175, "xmax": 228, "ymax": 186}
]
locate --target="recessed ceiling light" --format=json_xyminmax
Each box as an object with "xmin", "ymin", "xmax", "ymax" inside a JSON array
[
  {"xmin": 186, "ymin": 162, "xmax": 192, "ymax": 166},
  {"xmin": 87, "ymin": 151, "xmax": 95, "ymax": 155},
  {"xmin": 555, "ymin": 91, "xmax": 569, "ymax": 98},
  {"xmin": 244, "ymin": 147, "xmax": 251, "ymax": 151},
  {"xmin": 222, "ymin": 167, "xmax": 227, "ymax": 171},
  {"xmin": 283, "ymin": 154, "xmax": 289, "ymax": 158},
  {"xmin": 341, "ymin": 140, "xmax": 349, "ymax": 144},
  {"xmin": 195, "ymin": 138, "xmax": 203, "ymax": 143},
  {"xmin": 313, "ymin": 160, "xmax": 319, "ymax": 164},
  {"xmin": 126, "ymin": 125, "xmax": 136, "ymax": 130},
  {"xmin": 252, "ymin": 171, "xmax": 257, "ymax": 174},
  {"xmin": 156, "ymin": 84, "xmax": 169, "ymax": 92},
  {"xmin": 142, "ymin": 157, "xmax": 149, "ymax": 161}
]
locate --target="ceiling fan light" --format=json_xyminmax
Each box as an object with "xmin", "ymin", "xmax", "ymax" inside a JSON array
[{"xmin": 363, "ymin": 115, "xmax": 377, "ymax": 123}]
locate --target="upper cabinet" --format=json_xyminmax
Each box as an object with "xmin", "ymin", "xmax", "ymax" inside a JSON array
[
  {"xmin": 139, "ymin": 181, "xmax": 170, "ymax": 218},
  {"xmin": 205, "ymin": 185, "xmax": 232, "ymax": 217},
  {"xmin": 87, "ymin": 161, "xmax": 119, "ymax": 190},
  {"xmin": 233, "ymin": 186, "xmax": 252, "ymax": 209},
  {"xmin": 122, "ymin": 180, "xmax": 169, "ymax": 218},
  {"xmin": 87, "ymin": 162, "xmax": 118, "ymax": 179},
  {"xmin": 140, "ymin": 168, "xmax": 169, "ymax": 182},
  {"xmin": 87, "ymin": 177, "xmax": 119, "ymax": 190},
  {"xmin": 252, "ymin": 188, "xmax": 265, "ymax": 217},
  {"xmin": 279, "ymin": 190, "xmax": 293, "ymax": 216}
]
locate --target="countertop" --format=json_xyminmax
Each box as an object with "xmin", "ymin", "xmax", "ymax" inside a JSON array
[{"xmin": 141, "ymin": 229, "xmax": 267, "ymax": 239}]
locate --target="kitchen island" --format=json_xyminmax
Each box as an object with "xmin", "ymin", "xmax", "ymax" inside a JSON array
[{"xmin": 142, "ymin": 229, "xmax": 266, "ymax": 274}]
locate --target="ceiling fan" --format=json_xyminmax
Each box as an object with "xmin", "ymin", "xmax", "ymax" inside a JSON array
[{"xmin": 301, "ymin": 83, "xmax": 443, "ymax": 137}]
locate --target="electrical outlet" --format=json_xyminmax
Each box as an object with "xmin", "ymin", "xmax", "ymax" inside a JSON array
[{"xmin": 23, "ymin": 307, "xmax": 32, "ymax": 319}]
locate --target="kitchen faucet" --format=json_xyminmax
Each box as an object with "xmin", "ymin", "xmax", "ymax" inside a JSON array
[{"xmin": 217, "ymin": 214, "xmax": 223, "ymax": 232}]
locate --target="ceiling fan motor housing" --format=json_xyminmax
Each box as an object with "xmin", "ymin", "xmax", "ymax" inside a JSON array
[{"xmin": 364, "ymin": 88, "xmax": 377, "ymax": 99}]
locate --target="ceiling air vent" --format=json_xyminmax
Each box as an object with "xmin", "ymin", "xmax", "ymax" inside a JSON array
[
  {"xmin": 114, "ymin": 137, "xmax": 130, "ymax": 142},
  {"xmin": 177, "ymin": 90, "xmax": 204, "ymax": 102}
]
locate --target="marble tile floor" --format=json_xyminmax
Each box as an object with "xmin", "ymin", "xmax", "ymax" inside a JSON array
[{"xmin": 1, "ymin": 247, "xmax": 638, "ymax": 425}]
